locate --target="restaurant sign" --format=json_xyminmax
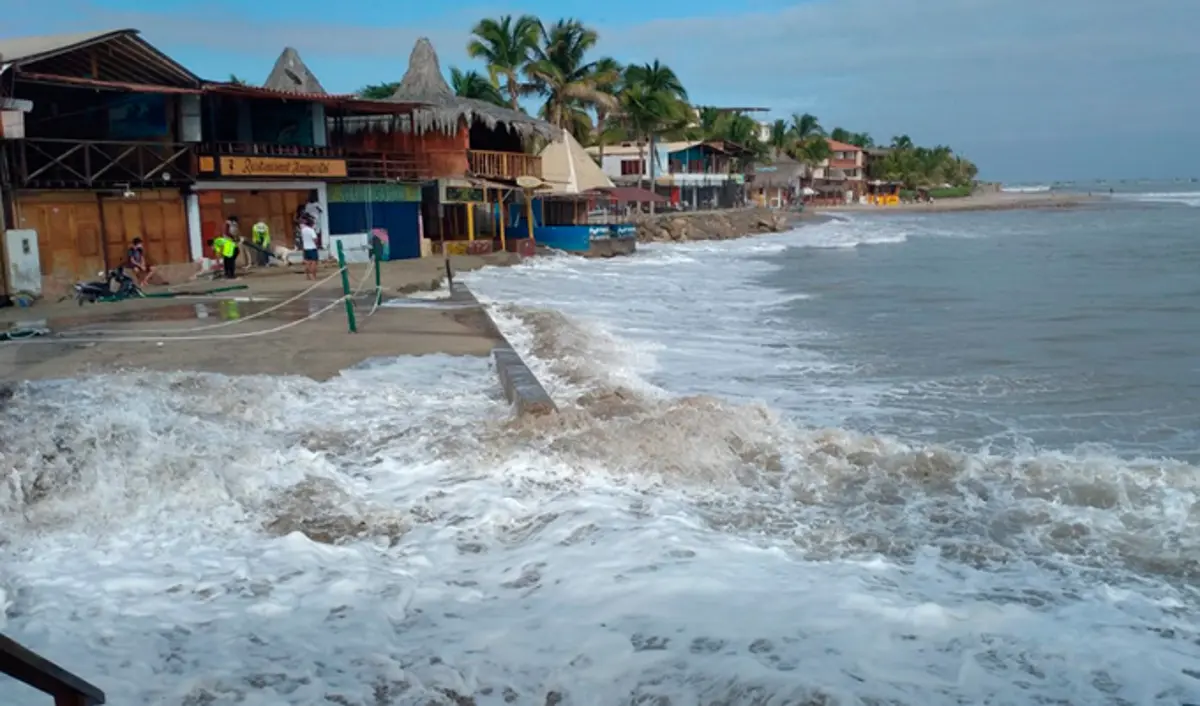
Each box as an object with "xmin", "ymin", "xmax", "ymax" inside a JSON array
[
  {"xmin": 442, "ymin": 186, "xmax": 486, "ymax": 203},
  {"xmin": 211, "ymin": 156, "xmax": 348, "ymax": 179}
]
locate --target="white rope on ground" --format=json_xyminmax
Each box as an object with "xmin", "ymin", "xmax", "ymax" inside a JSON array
[
  {"xmin": 57, "ymin": 267, "xmax": 349, "ymax": 337},
  {"xmin": 351, "ymin": 261, "xmax": 375, "ymax": 296},
  {"xmin": 5, "ymin": 296, "xmax": 351, "ymax": 346}
]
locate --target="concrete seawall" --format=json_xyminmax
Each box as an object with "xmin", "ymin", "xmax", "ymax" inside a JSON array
[{"xmin": 454, "ymin": 283, "xmax": 557, "ymax": 417}]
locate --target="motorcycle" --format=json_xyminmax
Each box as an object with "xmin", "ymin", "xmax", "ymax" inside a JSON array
[{"xmin": 74, "ymin": 268, "xmax": 144, "ymax": 305}]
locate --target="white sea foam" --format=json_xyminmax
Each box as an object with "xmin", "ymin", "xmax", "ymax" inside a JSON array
[
  {"xmin": 1001, "ymin": 184, "xmax": 1052, "ymax": 193},
  {"xmin": 5, "ymin": 218, "xmax": 1200, "ymax": 705},
  {"xmin": 1116, "ymin": 191, "xmax": 1200, "ymax": 208}
]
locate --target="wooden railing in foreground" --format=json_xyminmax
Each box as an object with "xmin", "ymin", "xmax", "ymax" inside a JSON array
[{"xmin": 0, "ymin": 633, "xmax": 106, "ymax": 705}]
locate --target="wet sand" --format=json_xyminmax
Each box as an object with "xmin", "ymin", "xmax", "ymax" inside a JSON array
[
  {"xmin": 815, "ymin": 191, "xmax": 1100, "ymax": 214},
  {"xmin": 0, "ymin": 254, "xmax": 517, "ymax": 383}
]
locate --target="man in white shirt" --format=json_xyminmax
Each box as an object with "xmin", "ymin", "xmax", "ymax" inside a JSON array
[{"xmin": 299, "ymin": 214, "xmax": 319, "ymax": 280}]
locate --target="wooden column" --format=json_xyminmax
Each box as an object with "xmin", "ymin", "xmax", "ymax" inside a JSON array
[
  {"xmin": 525, "ymin": 195, "xmax": 535, "ymax": 244},
  {"xmin": 466, "ymin": 201, "xmax": 475, "ymax": 241},
  {"xmin": 498, "ymin": 193, "xmax": 507, "ymax": 252}
]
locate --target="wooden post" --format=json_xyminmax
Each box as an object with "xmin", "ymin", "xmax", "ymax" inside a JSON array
[
  {"xmin": 336, "ymin": 240, "xmax": 357, "ymax": 333},
  {"xmin": 372, "ymin": 236, "xmax": 382, "ymax": 308},
  {"xmin": 525, "ymin": 194, "xmax": 535, "ymax": 244},
  {"xmin": 498, "ymin": 193, "xmax": 507, "ymax": 252},
  {"xmin": 466, "ymin": 201, "xmax": 475, "ymax": 241}
]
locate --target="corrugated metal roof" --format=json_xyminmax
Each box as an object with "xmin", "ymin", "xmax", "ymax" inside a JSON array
[{"xmin": 0, "ymin": 29, "xmax": 130, "ymax": 64}]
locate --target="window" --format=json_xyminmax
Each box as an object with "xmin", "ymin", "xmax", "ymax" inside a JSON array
[{"xmin": 620, "ymin": 159, "xmax": 644, "ymax": 176}]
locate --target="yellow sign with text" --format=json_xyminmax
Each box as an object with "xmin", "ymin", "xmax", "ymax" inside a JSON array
[{"xmin": 217, "ymin": 156, "xmax": 347, "ymax": 179}]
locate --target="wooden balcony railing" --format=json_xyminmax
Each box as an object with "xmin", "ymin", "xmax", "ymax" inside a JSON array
[
  {"xmin": 6, "ymin": 138, "xmax": 195, "ymax": 188},
  {"xmin": 201, "ymin": 142, "xmax": 343, "ymax": 158},
  {"xmin": 1, "ymin": 633, "xmax": 106, "ymax": 705},
  {"xmin": 467, "ymin": 150, "xmax": 542, "ymax": 180},
  {"xmin": 344, "ymin": 152, "xmax": 427, "ymax": 181}
]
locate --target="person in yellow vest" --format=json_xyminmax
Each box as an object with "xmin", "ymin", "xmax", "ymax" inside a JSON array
[
  {"xmin": 207, "ymin": 234, "xmax": 238, "ymax": 279},
  {"xmin": 251, "ymin": 218, "xmax": 271, "ymax": 267}
]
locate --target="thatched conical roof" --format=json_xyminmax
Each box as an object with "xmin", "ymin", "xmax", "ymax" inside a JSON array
[
  {"xmin": 390, "ymin": 38, "xmax": 557, "ymax": 140},
  {"xmin": 264, "ymin": 47, "xmax": 326, "ymax": 94}
]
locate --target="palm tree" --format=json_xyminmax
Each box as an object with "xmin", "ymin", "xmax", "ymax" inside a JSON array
[
  {"xmin": 623, "ymin": 60, "xmax": 687, "ymax": 100},
  {"xmin": 359, "ymin": 82, "xmax": 399, "ymax": 100},
  {"xmin": 789, "ymin": 112, "xmax": 824, "ymax": 140},
  {"xmin": 768, "ymin": 119, "xmax": 791, "ymax": 159},
  {"xmin": 619, "ymin": 60, "xmax": 689, "ymax": 198},
  {"xmin": 466, "ymin": 14, "xmax": 541, "ymax": 110},
  {"xmin": 525, "ymin": 19, "xmax": 619, "ymax": 134},
  {"xmin": 618, "ymin": 81, "xmax": 685, "ymax": 200},
  {"xmin": 830, "ymin": 126, "xmax": 851, "ymax": 143},
  {"xmin": 590, "ymin": 56, "xmax": 623, "ymax": 164},
  {"xmin": 450, "ymin": 67, "xmax": 507, "ymax": 106},
  {"xmin": 891, "ymin": 134, "xmax": 914, "ymax": 150}
]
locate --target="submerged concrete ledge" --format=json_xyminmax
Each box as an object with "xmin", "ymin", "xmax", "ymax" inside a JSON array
[{"xmin": 455, "ymin": 283, "xmax": 557, "ymax": 417}]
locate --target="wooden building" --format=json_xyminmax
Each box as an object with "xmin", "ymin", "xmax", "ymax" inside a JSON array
[
  {"xmin": 0, "ymin": 29, "xmax": 201, "ymax": 295},
  {"xmin": 338, "ymin": 38, "xmax": 556, "ymax": 255}
]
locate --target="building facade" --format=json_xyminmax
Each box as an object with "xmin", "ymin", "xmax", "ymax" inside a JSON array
[{"xmin": 0, "ymin": 29, "xmax": 202, "ymax": 295}]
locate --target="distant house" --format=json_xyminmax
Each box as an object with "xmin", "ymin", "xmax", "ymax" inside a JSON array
[
  {"xmin": 802, "ymin": 139, "xmax": 866, "ymax": 203},
  {"xmin": 586, "ymin": 140, "xmax": 749, "ymax": 209},
  {"xmin": 750, "ymin": 157, "xmax": 805, "ymax": 209}
]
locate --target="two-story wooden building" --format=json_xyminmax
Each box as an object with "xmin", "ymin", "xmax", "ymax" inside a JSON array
[
  {"xmin": 0, "ymin": 29, "xmax": 202, "ymax": 295},
  {"xmin": 342, "ymin": 38, "xmax": 554, "ymax": 255}
]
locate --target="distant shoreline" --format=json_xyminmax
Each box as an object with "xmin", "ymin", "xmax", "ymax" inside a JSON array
[{"xmin": 813, "ymin": 191, "xmax": 1103, "ymax": 214}]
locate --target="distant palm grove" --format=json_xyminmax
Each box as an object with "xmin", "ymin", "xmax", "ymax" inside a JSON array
[{"xmin": 359, "ymin": 16, "xmax": 978, "ymax": 189}]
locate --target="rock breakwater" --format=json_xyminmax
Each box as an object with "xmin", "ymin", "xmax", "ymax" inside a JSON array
[{"xmin": 634, "ymin": 207, "xmax": 791, "ymax": 243}]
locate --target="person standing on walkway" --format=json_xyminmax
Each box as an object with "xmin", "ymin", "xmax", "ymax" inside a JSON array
[
  {"xmin": 299, "ymin": 214, "xmax": 319, "ymax": 281},
  {"xmin": 251, "ymin": 217, "xmax": 271, "ymax": 266}
]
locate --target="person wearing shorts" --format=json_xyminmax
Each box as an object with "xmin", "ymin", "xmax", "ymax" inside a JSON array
[{"xmin": 299, "ymin": 215, "xmax": 319, "ymax": 280}]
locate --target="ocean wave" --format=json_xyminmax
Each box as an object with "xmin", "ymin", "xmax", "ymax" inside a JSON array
[
  {"xmin": 1115, "ymin": 191, "xmax": 1200, "ymax": 207},
  {"xmin": 1001, "ymin": 184, "xmax": 1053, "ymax": 193},
  {"xmin": 3, "ymin": 326, "xmax": 1200, "ymax": 703}
]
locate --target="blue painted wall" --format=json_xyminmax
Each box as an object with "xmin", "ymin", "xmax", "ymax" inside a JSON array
[{"xmin": 328, "ymin": 202, "xmax": 421, "ymax": 260}]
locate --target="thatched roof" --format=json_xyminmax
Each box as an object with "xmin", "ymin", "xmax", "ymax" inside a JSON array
[
  {"xmin": 753, "ymin": 158, "xmax": 805, "ymax": 189},
  {"xmin": 389, "ymin": 38, "xmax": 557, "ymax": 140},
  {"xmin": 264, "ymin": 47, "xmax": 326, "ymax": 94}
]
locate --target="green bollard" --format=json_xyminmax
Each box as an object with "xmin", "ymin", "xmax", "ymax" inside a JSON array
[
  {"xmin": 372, "ymin": 236, "xmax": 382, "ymax": 308},
  {"xmin": 337, "ymin": 240, "xmax": 357, "ymax": 333}
]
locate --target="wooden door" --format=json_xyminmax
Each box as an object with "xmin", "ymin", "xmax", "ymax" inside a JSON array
[
  {"xmin": 194, "ymin": 189, "xmax": 309, "ymax": 252},
  {"xmin": 14, "ymin": 192, "xmax": 105, "ymax": 288},
  {"xmin": 100, "ymin": 190, "xmax": 189, "ymax": 269}
]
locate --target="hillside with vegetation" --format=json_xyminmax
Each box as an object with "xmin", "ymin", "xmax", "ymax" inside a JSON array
[{"xmin": 359, "ymin": 15, "xmax": 978, "ymax": 189}]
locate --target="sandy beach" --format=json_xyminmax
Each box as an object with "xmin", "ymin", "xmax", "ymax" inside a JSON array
[{"xmin": 814, "ymin": 190, "xmax": 1101, "ymax": 213}]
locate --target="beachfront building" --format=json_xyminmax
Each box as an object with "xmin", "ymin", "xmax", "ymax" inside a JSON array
[
  {"xmin": 514, "ymin": 130, "xmax": 638, "ymax": 257},
  {"xmin": 193, "ymin": 47, "xmax": 452, "ymax": 263},
  {"xmin": 338, "ymin": 38, "xmax": 556, "ymax": 257},
  {"xmin": 750, "ymin": 157, "xmax": 806, "ymax": 209},
  {"xmin": 0, "ymin": 29, "xmax": 203, "ymax": 296},
  {"xmin": 586, "ymin": 140, "xmax": 749, "ymax": 210},
  {"xmin": 803, "ymin": 139, "xmax": 867, "ymax": 204}
]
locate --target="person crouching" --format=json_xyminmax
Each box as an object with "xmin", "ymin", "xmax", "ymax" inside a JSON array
[{"xmin": 208, "ymin": 233, "xmax": 238, "ymax": 279}]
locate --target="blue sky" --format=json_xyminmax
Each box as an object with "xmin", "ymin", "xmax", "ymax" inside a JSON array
[{"xmin": 2, "ymin": 0, "xmax": 1197, "ymax": 183}]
